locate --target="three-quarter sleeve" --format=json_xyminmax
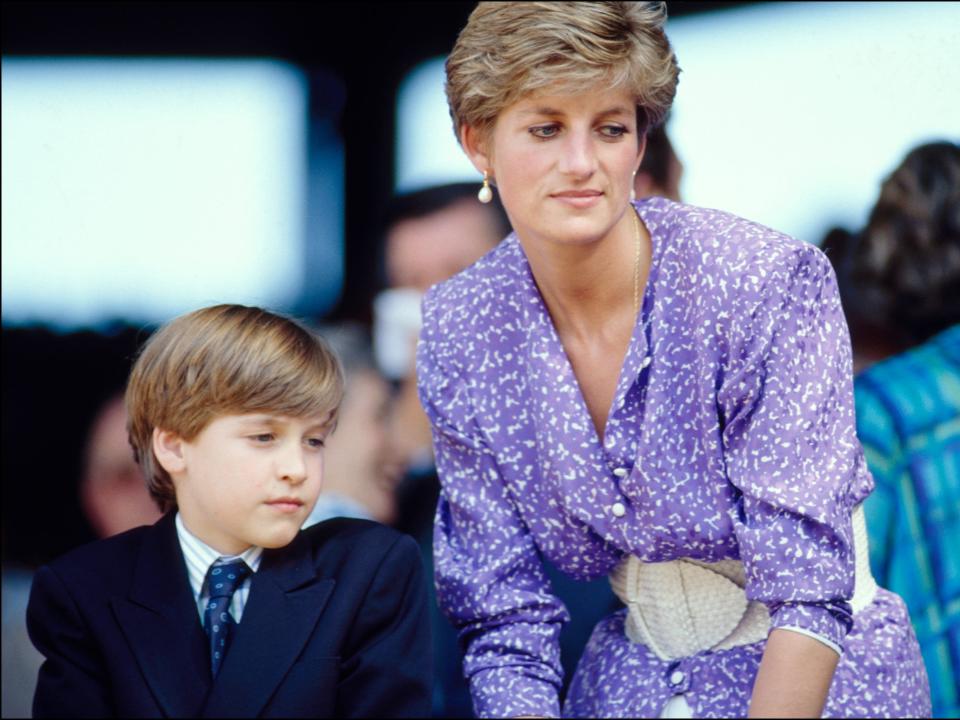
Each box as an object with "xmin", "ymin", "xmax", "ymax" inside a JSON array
[
  {"xmin": 417, "ymin": 290, "xmax": 568, "ymax": 719},
  {"xmin": 717, "ymin": 242, "xmax": 868, "ymax": 652}
]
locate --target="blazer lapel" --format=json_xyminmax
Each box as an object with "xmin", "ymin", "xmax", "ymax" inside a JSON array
[
  {"xmin": 110, "ymin": 512, "xmax": 211, "ymax": 717},
  {"xmin": 201, "ymin": 531, "xmax": 335, "ymax": 718}
]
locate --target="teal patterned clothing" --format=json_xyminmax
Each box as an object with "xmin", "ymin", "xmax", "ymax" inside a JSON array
[{"xmin": 855, "ymin": 324, "xmax": 960, "ymax": 718}]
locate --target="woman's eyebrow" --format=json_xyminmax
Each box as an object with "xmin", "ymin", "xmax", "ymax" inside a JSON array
[
  {"xmin": 518, "ymin": 106, "xmax": 564, "ymax": 118},
  {"xmin": 517, "ymin": 105, "xmax": 633, "ymax": 119},
  {"xmin": 596, "ymin": 106, "xmax": 633, "ymax": 118}
]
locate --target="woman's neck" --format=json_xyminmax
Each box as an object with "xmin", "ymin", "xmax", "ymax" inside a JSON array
[{"xmin": 521, "ymin": 208, "xmax": 650, "ymax": 344}]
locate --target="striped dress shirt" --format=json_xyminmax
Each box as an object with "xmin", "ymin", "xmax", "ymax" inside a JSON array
[{"xmin": 174, "ymin": 513, "xmax": 263, "ymax": 625}]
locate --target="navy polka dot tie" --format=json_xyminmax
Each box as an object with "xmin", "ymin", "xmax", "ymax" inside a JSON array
[{"xmin": 203, "ymin": 559, "xmax": 251, "ymax": 678}]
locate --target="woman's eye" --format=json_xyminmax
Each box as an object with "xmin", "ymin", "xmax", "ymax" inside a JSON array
[
  {"xmin": 252, "ymin": 433, "xmax": 274, "ymax": 443},
  {"xmin": 529, "ymin": 125, "xmax": 560, "ymax": 139},
  {"xmin": 599, "ymin": 125, "xmax": 627, "ymax": 138},
  {"xmin": 306, "ymin": 437, "xmax": 326, "ymax": 449}
]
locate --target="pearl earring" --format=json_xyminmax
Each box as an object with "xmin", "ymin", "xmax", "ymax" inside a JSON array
[{"xmin": 478, "ymin": 170, "xmax": 493, "ymax": 204}]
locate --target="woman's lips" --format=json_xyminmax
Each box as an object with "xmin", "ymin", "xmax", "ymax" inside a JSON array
[{"xmin": 551, "ymin": 190, "xmax": 603, "ymax": 208}]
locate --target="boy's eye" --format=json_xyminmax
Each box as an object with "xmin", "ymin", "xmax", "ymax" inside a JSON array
[{"xmin": 529, "ymin": 124, "xmax": 560, "ymax": 139}]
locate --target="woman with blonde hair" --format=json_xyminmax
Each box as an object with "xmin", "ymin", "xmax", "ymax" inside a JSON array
[{"xmin": 417, "ymin": 2, "xmax": 930, "ymax": 718}]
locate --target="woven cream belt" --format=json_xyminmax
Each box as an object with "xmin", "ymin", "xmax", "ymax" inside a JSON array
[{"xmin": 609, "ymin": 505, "xmax": 878, "ymax": 661}]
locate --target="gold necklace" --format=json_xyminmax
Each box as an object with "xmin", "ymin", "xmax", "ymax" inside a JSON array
[{"xmin": 631, "ymin": 207, "xmax": 641, "ymax": 317}]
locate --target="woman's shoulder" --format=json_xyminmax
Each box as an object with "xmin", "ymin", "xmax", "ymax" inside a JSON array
[
  {"xmin": 421, "ymin": 234, "xmax": 528, "ymax": 335},
  {"xmin": 647, "ymin": 198, "xmax": 833, "ymax": 293},
  {"xmin": 652, "ymin": 199, "xmax": 813, "ymax": 263}
]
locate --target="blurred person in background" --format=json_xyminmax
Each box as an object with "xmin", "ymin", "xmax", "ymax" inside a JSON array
[
  {"xmin": 632, "ymin": 121, "xmax": 683, "ymax": 202},
  {"xmin": 371, "ymin": 183, "xmax": 510, "ymax": 716},
  {"xmin": 302, "ymin": 323, "xmax": 404, "ymax": 526},
  {"xmin": 2, "ymin": 549, "xmax": 43, "ymax": 718},
  {"xmin": 374, "ymin": 182, "xmax": 510, "ymax": 494},
  {"xmin": 825, "ymin": 141, "xmax": 960, "ymax": 373},
  {"xmin": 2, "ymin": 326, "xmax": 147, "ymax": 717},
  {"xmin": 81, "ymin": 392, "xmax": 162, "ymax": 538},
  {"xmin": 826, "ymin": 140, "xmax": 960, "ymax": 718},
  {"xmin": 4, "ymin": 387, "xmax": 161, "ymax": 717}
]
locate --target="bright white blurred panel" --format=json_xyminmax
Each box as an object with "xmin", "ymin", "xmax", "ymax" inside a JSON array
[
  {"xmin": 666, "ymin": 1, "xmax": 960, "ymax": 245},
  {"xmin": 2, "ymin": 58, "xmax": 309, "ymax": 328},
  {"xmin": 395, "ymin": 2, "xmax": 960, "ymax": 246},
  {"xmin": 395, "ymin": 57, "xmax": 476, "ymax": 193}
]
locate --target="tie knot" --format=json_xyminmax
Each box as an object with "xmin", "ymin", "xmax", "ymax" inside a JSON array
[{"xmin": 206, "ymin": 559, "xmax": 250, "ymax": 600}]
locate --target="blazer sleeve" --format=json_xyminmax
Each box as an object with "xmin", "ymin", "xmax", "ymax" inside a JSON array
[
  {"xmin": 27, "ymin": 564, "xmax": 113, "ymax": 718},
  {"xmin": 336, "ymin": 532, "xmax": 432, "ymax": 718}
]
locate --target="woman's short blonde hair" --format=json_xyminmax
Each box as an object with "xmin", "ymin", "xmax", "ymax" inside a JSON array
[
  {"xmin": 125, "ymin": 304, "xmax": 344, "ymax": 513},
  {"xmin": 446, "ymin": 1, "xmax": 680, "ymax": 143}
]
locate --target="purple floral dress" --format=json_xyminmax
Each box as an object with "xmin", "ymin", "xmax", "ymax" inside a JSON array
[{"xmin": 417, "ymin": 197, "xmax": 931, "ymax": 718}]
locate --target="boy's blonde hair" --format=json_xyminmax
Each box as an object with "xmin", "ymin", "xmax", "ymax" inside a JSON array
[
  {"xmin": 125, "ymin": 304, "xmax": 344, "ymax": 512},
  {"xmin": 445, "ymin": 1, "xmax": 679, "ymax": 143}
]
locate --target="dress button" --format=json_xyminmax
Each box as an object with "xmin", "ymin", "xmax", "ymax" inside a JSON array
[
  {"xmin": 613, "ymin": 467, "xmax": 628, "ymax": 478},
  {"xmin": 670, "ymin": 670, "xmax": 685, "ymax": 686},
  {"xmin": 611, "ymin": 502, "xmax": 626, "ymax": 518},
  {"xmin": 641, "ymin": 356, "xmax": 652, "ymax": 369}
]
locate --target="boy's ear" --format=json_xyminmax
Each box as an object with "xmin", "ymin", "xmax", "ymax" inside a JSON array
[{"xmin": 152, "ymin": 427, "xmax": 187, "ymax": 475}]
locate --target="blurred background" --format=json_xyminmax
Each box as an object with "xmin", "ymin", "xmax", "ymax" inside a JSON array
[{"xmin": 3, "ymin": 1, "xmax": 958, "ymax": 717}]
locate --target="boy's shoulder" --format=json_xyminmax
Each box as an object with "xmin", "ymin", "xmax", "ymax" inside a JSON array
[
  {"xmin": 300, "ymin": 516, "xmax": 415, "ymax": 553},
  {"xmin": 40, "ymin": 522, "xmax": 154, "ymax": 592},
  {"xmin": 36, "ymin": 517, "xmax": 420, "ymax": 601},
  {"xmin": 297, "ymin": 518, "xmax": 420, "ymax": 574}
]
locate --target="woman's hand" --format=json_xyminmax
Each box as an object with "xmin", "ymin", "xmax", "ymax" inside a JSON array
[{"xmin": 747, "ymin": 628, "xmax": 840, "ymax": 718}]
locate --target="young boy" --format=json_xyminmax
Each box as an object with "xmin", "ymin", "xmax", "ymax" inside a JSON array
[{"xmin": 27, "ymin": 304, "xmax": 432, "ymax": 718}]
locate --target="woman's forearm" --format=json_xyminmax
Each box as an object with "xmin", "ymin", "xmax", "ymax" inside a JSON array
[{"xmin": 747, "ymin": 627, "xmax": 840, "ymax": 718}]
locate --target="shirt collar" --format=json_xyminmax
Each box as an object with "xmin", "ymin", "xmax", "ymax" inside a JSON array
[{"xmin": 175, "ymin": 512, "xmax": 263, "ymax": 601}]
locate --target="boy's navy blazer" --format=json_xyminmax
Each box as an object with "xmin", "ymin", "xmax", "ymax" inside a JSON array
[{"xmin": 27, "ymin": 512, "xmax": 432, "ymax": 718}]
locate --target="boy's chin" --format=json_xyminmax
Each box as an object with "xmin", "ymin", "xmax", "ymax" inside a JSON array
[{"xmin": 254, "ymin": 525, "xmax": 301, "ymax": 549}]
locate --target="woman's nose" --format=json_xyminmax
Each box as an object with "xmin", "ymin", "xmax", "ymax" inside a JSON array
[{"xmin": 558, "ymin": 130, "xmax": 597, "ymax": 178}]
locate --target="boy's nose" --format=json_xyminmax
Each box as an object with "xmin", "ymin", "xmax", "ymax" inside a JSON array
[{"xmin": 278, "ymin": 447, "xmax": 308, "ymax": 484}]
